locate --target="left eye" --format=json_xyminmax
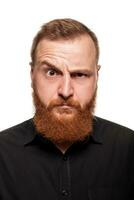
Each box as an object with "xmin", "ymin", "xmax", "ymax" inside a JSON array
[
  {"xmin": 76, "ymin": 73, "xmax": 85, "ymax": 77},
  {"xmin": 73, "ymin": 73, "xmax": 87, "ymax": 78}
]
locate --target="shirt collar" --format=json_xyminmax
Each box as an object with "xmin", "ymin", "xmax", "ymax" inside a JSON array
[
  {"xmin": 90, "ymin": 116, "xmax": 104, "ymax": 144},
  {"xmin": 22, "ymin": 119, "xmax": 37, "ymax": 145}
]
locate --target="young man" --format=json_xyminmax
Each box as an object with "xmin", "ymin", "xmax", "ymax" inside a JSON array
[{"xmin": 0, "ymin": 18, "xmax": 134, "ymax": 200}]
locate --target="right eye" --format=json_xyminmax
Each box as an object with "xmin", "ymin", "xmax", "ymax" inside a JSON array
[{"xmin": 46, "ymin": 69, "xmax": 57, "ymax": 76}]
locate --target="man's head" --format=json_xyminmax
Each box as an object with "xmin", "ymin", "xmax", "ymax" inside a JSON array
[{"xmin": 30, "ymin": 18, "xmax": 100, "ymax": 146}]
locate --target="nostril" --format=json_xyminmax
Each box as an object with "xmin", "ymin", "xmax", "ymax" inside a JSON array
[{"xmin": 58, "ymin": 93, "xmax": 73, "ymax": 101}]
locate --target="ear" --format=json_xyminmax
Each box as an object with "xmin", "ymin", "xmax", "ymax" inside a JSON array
[
  {"xmin": 29, "ymin": 62, "xmax": 34, "ymax": 88},
  {"xmin": 97, "ymin": 64, "xmax": 101, "ymax": 76}
]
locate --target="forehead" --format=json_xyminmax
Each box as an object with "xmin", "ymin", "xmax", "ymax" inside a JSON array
[{"xmin": 36, "ymin": 35, "xmax": 96, "ymax": 70}]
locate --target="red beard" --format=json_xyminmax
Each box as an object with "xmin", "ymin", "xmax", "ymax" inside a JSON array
[{"xmin": 33, "ymin": 90, "xmax": 96, "ymax": 146}]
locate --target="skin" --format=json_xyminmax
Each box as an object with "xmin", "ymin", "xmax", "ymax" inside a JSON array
[{"xmin": 31, "ymin": 34, "xmax": 100, "ymax": 112}]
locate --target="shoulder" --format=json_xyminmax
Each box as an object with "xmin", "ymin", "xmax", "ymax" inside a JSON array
[
  {"xmin": 0, "ymin": 119, "xmax": 34, "ymax": 145},
  {"xmin": 0, "ymin": 119, "xmax": 34, "ymax": 135},
  {"xmin": 94, "ymin": 116, "xmax": 134, "ymax": 144},
  {"xmin": 94, "ymin": 116, "xmax": 134, "ymax": 132}
]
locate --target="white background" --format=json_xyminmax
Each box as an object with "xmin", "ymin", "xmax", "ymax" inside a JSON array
[{"xmin": 0, "ymin": 0, "xmax": 134, "ymax": 131}]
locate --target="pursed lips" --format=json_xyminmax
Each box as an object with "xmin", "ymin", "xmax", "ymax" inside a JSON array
[{"xmin": 57, "ymin": 103, "xmax": 74, "ymax": 109}]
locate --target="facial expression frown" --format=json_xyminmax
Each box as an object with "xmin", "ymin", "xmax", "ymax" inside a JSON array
[{"xmin": 31, "ymin": 34, "xmax": 100, "ymax": 112}]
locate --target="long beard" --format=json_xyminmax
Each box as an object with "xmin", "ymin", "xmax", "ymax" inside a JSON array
[{"xmin": 33, "ymin": 90, "xmax": 97, "ymax": 145}]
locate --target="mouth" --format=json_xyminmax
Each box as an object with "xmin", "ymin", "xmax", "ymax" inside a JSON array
[
  {"xmin": 53, "ymin": 104, "xmax": 76, "ymax": 115},
  {"xmin": 57, "ymin": 103, "xmax": 75, "ymax": 110},
  {"xmin": 59, "ymin": 104, "xmax": 71, "ymax": 108}
]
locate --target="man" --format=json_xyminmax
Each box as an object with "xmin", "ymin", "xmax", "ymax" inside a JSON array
[{"xmin": 0, "ymin": 18, "xmax": 134, "ymax": 200}]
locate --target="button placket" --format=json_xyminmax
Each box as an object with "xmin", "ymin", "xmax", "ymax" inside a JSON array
[
  {"xmin": 63, "ymin": 155, "xmax": 68, "ymax": 161},
  {"xmin": 59, "ymin": 154, "xmax": 71, "ymax": 199}
]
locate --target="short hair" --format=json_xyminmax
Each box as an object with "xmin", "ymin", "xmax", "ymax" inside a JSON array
[{"xmin": 30, "ymin": 18, "xmax": 99, "ymax": 65}]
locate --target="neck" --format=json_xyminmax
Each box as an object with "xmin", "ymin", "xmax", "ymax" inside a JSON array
[{"xmin": 54, "ymin": 142, "xmax": 73, "ymax": 154}]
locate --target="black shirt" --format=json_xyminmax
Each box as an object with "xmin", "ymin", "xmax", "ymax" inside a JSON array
[{"xmin": 0, "ymin": 116, "xmax": 134, "ymax": 200}]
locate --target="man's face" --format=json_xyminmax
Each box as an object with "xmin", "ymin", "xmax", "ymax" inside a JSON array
[
  {"xmin": 31, "ymin": 35, "xmax": 99, "ymax": 144},
  {"xmin": 31, "ymin": 35, "xmax": 99, "ymax": 110}
]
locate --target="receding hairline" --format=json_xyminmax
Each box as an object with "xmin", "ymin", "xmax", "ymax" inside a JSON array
[{"xmin": 36, "ymin": 33, "xmax": 96, "ymax": 59}]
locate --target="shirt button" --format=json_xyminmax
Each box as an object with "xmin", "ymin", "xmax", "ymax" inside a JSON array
[{"xmin": 62, "ymin": 189, "xmax": 68, "ymax": 196}]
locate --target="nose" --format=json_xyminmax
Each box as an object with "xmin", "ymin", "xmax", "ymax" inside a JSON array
[{"xmin": 58, "ymin": 74, "xmax": 74, "ymax": 100}]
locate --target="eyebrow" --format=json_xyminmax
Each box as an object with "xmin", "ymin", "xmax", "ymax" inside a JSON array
[{"xmin": 38, "ymin": 60, "xmax": 94, "ymax": 75}]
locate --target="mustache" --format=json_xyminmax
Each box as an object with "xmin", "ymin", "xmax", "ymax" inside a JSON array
[{"xmin": 47, "ymin": 98, "xmax": 81, "ymax": 110}]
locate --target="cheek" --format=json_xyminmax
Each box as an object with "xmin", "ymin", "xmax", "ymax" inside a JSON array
[
  {"xmin": 75, "ymin": 81, "xmax": 97, "ymax": 105},
  {"xmin": 33, "ymin": 75, "xmax": 59, "ymax": 105}
]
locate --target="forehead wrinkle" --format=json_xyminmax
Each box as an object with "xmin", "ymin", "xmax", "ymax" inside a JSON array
[
  {"xmin": 36, "ymin": 50, "xmax": 93, "ymax": 70},
  {"xmin": 36, "ymin": 36, "xmax": 96, "ymax": 60},
  {"xmin": 36, "ymin": 46, "xmax": 72, "ymax": 66},
  {"xmin": 36, "ymin": 40, "xmax": 75, "ymax": 59},
  {"xmin": 36, "ymin": 36, "xmax": 96, "ymax": 70}
]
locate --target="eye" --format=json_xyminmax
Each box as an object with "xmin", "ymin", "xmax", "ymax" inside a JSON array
[
  {"xmin": 76, "ymin": 73, "xmax": 86, "ymax": 77},
  {"xmin": 72, "ymin": 72, "xmax": 87, "ymax": 78},
  {"xmin": 47, "ymin": 69, "xmax": 57, "ymax": 76}
]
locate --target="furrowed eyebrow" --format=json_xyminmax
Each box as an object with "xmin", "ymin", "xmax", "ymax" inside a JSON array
[
  {"xmin": 38, "ymin": 60, "xmax": 93, "ymax": 76},
  {"xmin": 39, "ymin": 60, "xmax": 62, "ymax": 74},
  {"xmin": 70, "ymin": 69, "xmax": 94, "ymax": 76}
]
